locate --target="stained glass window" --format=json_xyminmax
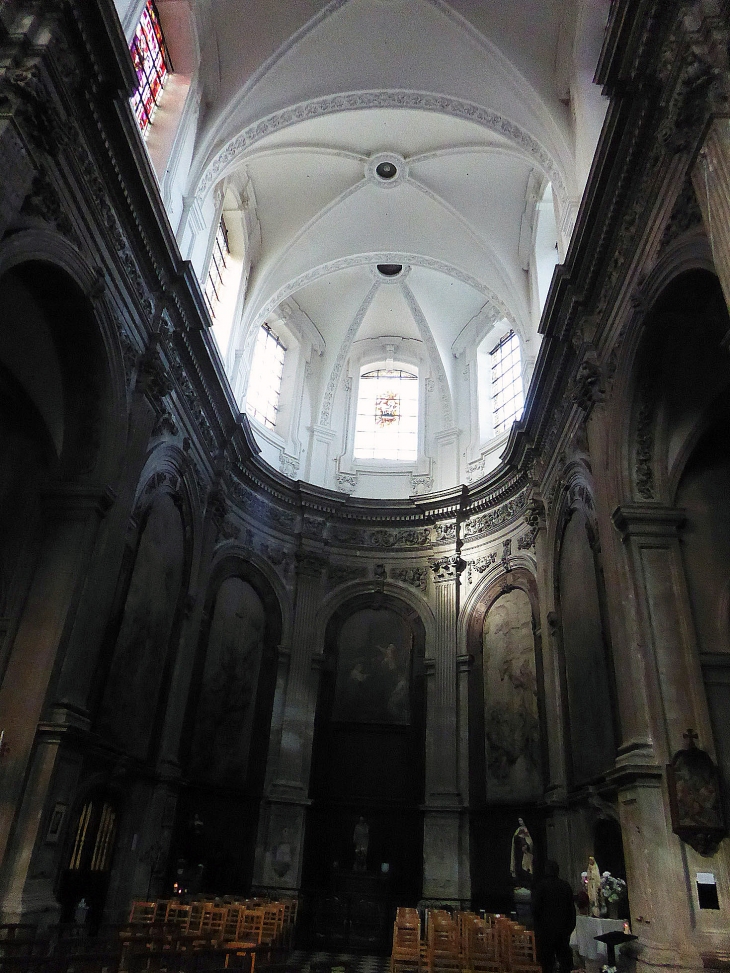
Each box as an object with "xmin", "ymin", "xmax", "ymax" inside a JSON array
[
  {"xmin": 354, "ymin": 366, "xmax": 418, "ymax": 461},
  {"xmin": 246, "ymin": 324, "xmax": 287, "ymax": 430},
  {"xmin": 204, "ymin": 218, "xmax": 230, "ymax": 319},
  {"xmin": 491, "ymin": 331, "xmax": 524, "ymax": 433},
  {"xmin": 130, "ymin": 1, "xmax": 170, "ymax": 137}
]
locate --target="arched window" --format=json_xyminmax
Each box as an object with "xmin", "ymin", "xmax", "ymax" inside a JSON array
[
  {"xmin": 204, "ymin": 217, "xmax": 231, "ymax": 320},
  {"xmin": 245, "ymin": 324, "xmax": 287, "ymax": 430},
  {"xmin": 354, "ymin": 364, "xmax": 418, "ymax": 461},
  {"xmin": 490, "ymin": 331, "xmax": 524, "ymax": 433},
  {"xmin": 129, "ymin": 1, "xmax": 170, "ymax": 137}
]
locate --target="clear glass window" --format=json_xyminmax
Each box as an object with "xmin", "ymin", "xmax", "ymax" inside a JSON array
[
  {"xmin": 246, "ymin": 325, "xmax": 287, "ymax": 430},
  {"xmin": 491, "ymin": 331, "xmax": 524, "ymax": 433},
  {"xmin": 204, "ymin": 218, "xmax": 230, "ymax": 319},
  {"xmin": 130, "ymin": 0, "xmax": 170, "ymax": 136},
  {"xmin": 354, "ymin": 366, "xmax": 418, "ymax": 462}
]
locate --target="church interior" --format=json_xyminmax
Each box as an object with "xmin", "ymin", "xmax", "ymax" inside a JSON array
[{"xmin": 0, "ymin": 0, "xmax": 729, "ymax": 971}]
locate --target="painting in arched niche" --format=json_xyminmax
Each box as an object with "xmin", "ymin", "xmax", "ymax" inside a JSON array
[
  {"xmin": 97, "ymin": 493, "xmax": 185, "ymax": 760},
  {"xmin": 188, "ymin": 577, "xmax": 265, "ymax": 785},
  {"xmin": 333, "ymin": 608, "xmax": 412, "ymax": 724},
  {"xmin": 483, "ymin": 588, "xmax": 541, "ymax": 800}
]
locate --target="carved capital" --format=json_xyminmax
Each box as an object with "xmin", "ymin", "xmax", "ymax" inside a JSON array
[{"xmin": 429, "ymin": 555, "xmax": 464, "ymax": 582}]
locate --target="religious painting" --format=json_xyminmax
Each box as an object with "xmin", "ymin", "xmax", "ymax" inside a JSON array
[
  {"xmin": 483, "ymin": 588, "xmax": 542, "ymax": 800},
  {"xmin": 667, "ymin": 734, "xmax": 726, "ymax": 855},
  {"xmin": 188, "ymin": 578, "xmax": 265, "ymax": 786},
  {"xmin": 97, "ymin": 494, "xmax": 185, "ymax": 759},
  {"xmin": 332, "ymin": 608, "xmax": 412, "ymax": 724}
]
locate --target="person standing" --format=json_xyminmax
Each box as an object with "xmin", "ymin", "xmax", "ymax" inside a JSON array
[{"xmin": 532, "ymin": 860, "xmax": 576, "ymax": 973}]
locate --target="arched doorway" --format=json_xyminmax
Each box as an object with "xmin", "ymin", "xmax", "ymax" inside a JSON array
[{"xmin": 303, "ymin": 593, "xmax": 426, "ymax": 949}]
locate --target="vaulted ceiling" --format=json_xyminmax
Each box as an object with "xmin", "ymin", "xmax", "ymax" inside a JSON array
[{"xmin": 181, "ymin": 0, "xmax": 610, "ymax": 473}]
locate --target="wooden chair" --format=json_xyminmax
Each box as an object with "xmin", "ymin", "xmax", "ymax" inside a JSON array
[
  {"xmin": 508, "ymin": 927, "xmax": 540, "ymax": 973},
  {"xmin": 462, "ymin": 917, "xmax": 501, "ymax": 973},
  {"xmin": 129, "ymin": 904, "xmax": 157, "ymax": 926},
  {"xmin": 425, "ymin": 912, "xmax": 460, "ymax": 973},
  {"xmin": 390, "ymin": 915, "xmax": 421, "ymax": 973}
]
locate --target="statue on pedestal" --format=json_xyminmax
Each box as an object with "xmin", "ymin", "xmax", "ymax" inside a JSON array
[
  {"xmin": 353, "ymin": 816, "xmax": 369, "ymax": 872},
  {"xmin": 585, "ymin": 855, "xmax": 602, "ymax": 917},
  {"xmin": 510, "ymin": 817, "xmax": 534, "ymax": 886}
]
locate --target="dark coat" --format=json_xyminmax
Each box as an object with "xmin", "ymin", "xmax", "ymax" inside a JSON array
[{"xmin": 532, "ymin": 875, "xmax": 576, "ymax": 942}]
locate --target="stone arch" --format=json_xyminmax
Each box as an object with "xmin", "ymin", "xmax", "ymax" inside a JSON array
[
  {"xmin": 466, "ymin": 567, "xmax": 545, "ymax": 802},
  {"xmin": 91, "ymin": 453, "xmax": 197, "ymax": 763},
  {"xmin": 606, "ymin": 234, "xmax": 716, "ymax": 505},
  {"xmin": 304, "ymin": 588, "xmax": 427, "ymax": 899},
  {"xmin": 314, "ymin": 578, "xmax": 436, "ymax": 654},
  {"xmin": 171, "ymin": 553, "xmax": 284, "ymax": 894},
  {"xmin": 0, "ymin": 230, "xmax": 128, "ymax": 484},
  {"xmin": 465, "ymin": 567, "xmax": 545, "ymax": 913}
]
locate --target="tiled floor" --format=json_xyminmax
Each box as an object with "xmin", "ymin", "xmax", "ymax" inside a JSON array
[{"xmin": 285, "ymin": 951, "xmax": 391, "ymax": 973}]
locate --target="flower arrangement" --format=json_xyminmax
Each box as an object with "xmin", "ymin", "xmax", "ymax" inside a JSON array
[{"xmin": 601, "ymin": 871, "xmax": 627, "ymax": 903}]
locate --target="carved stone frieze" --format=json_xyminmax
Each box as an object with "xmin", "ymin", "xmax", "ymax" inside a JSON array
[
  {"xmin": 466, "ymin": 552, "xmax": 498, "ymax": 583},
  {"xmin": 570, "ymin": 353, "xmax": 605, "ymax": 412},
  {"xmin": 517, "ymin": 532, "xmax": 535, "ymax": 551},
  {"xmin": 390, "ymin": 566, "xmax": 428, "ymax": 591},
  {"xmin": 326, "ymin": 563, "xmax": 368, "ymax": 588},
  {"xmin": 205, "ymin": 485, "xmax": 227, "ymax": 529},
  {"xmin": 20, "ymin": 169, "xmax": 75, "ymax": 239},
  {"xmin": 260, "ymin": 542, "xmax": 295, "ymax": 581},
  {"xmin": 279, "ymin": 454, "xmax": 300, "ymax": 479},
  {"xmin": 660, "ymin": 173, "xmax": 704, "ymax": 251},
  {"xmin": 302, "ymin": 515, "xmax": 326, "ymax": 541},
  {"xmin": 336, "ymin": 472, "xmax": 358, "ymax": 495},
  {"xmin": 524, "ymin": 496, "xmax": 545, "ymax": 539},
  {"xmin": 143, "ymin": 470, "xmax": 180, "ymax": 497},
  {"xmin": 432, "ymin": 522, "xmax": 457, "ymax": 545},
  {"xmin": 295, "ymin": 550, "xmax": 327, "ymax": 578},
  {"xmin": 464, "ymin": 490, "xmax": 527, "ymax": 540},
  {"xmin": 410, "ymin": 473, "xmax": 433, "ymax": 495},
  {"xmin": 635, "ymin": 379, "xmax": 657, "ymax": 500},
  {"xmin": 330, "ymin": 525, "xmax": 431, "ymax": 549}
]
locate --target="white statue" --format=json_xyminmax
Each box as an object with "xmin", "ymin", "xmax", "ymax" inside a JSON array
[
  {"xmin": 510, "ymin": 817, "xmax": 534, "ymax": 885},
  {"xmin": 586, "ymin": 856, "xmax": 602, "ymax": 917}
]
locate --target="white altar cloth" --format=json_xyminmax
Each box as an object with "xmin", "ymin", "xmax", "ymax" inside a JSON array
[{"xmin": 570, "ymin": 916, "xmax": 626, "ymax": 961}]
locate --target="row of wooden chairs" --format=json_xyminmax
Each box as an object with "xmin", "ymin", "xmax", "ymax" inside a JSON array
[
  {"xmin": 128, "ymin": 900, "xmax": 298, "ymax": 952},
  {"xmin": 391, "ymin": 909, "xmax": 540, "ymax": 973}
]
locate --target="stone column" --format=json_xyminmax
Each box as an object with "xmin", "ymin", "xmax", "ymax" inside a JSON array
[
  {"xmin": 422, "ymin": 554, "xmax": 467, "ymax": 906},
  {"xmin": 252, "ymin": 550, "xmax": 325, "ymax": 892},
  {"xmin": 610, "ymin": 504, "xmax": 729, "ymax": 970},
  {"xmin": 528, "ymin": 494, "xmax": 573, "ymax": 866},
  {"xmin": 0, "ymin": 486, "xmax": 113, "ymax": 920},
  {"xmin": 693, "ymin": 119, "xmax": 730, "ymax": 319},
  {"xmin": 0, "ymin": 347, "xmax": 167, "ymax": 921}
]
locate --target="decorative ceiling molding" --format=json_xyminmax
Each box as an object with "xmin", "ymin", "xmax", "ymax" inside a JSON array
[
  {"xmin": 247, "ymin": 251, "xmax": 515, "ymax": 335},
  {"xmin": 319, "ymin": 281, "xmax": 380, "ymax": 426},
  {"xmin": 402, "ymin": 283, "xmax": 454, "ymax": 427},
  {"xmin": 195, "ymin": 90, "xmax": 567, "ymax": 204}
]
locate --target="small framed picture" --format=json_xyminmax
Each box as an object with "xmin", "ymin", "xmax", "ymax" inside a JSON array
[{"xmin": 46, "ymin": 802, "xmax": 67, "ymax": 844}]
